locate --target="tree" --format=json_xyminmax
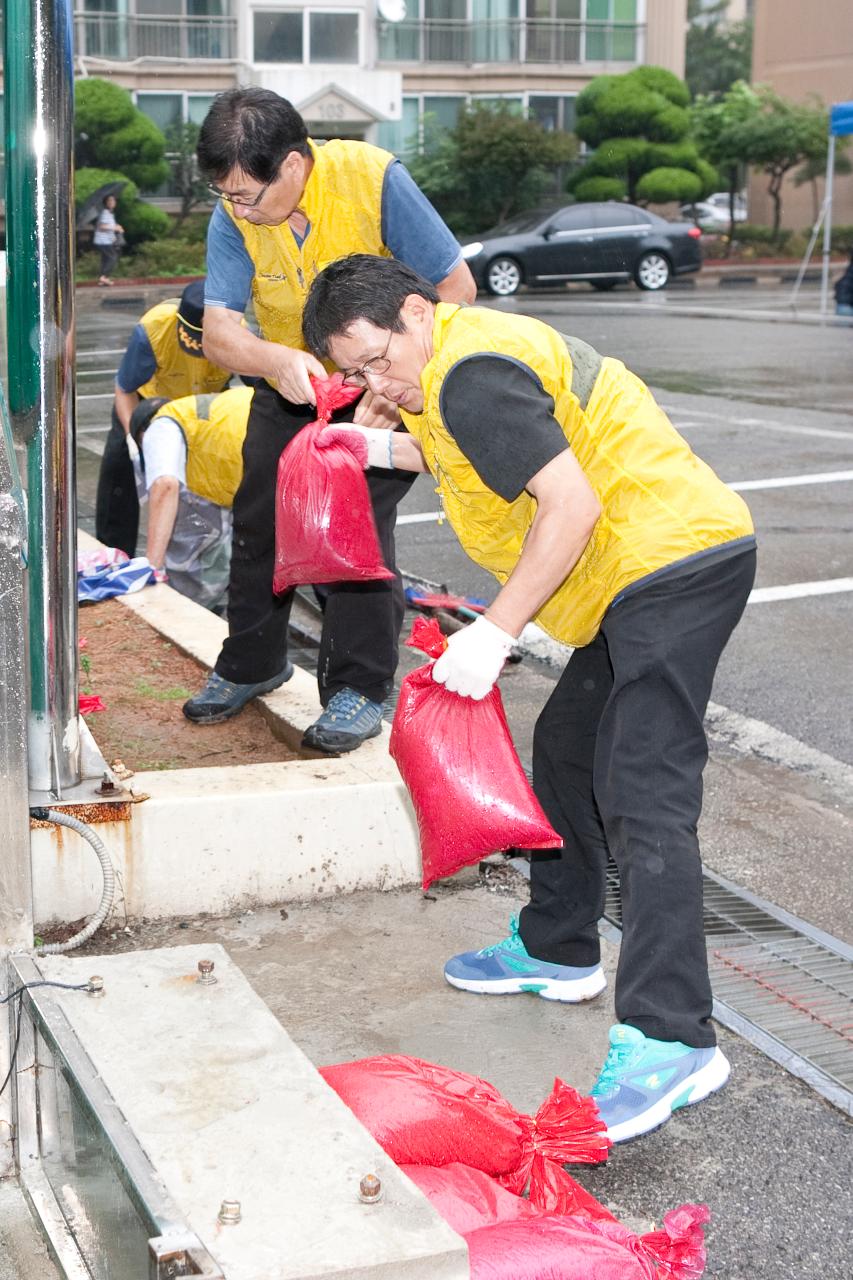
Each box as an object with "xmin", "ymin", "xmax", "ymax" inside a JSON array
[
  {"xmin": 570, "ymin": 67, "xmax": 716, "ymax": 207},
  {"xmin": 75, "ymin": 78, "xmax": 170, "ymax": 192},
  {"xmin": 685, "ymin": 0, "xmax": 753, "ymax": 100},
  {"xmin": 691, "ymin": 80, "xmax": 761, "ymax": 248},
  {"xmin": 747, "ymin": 89, "xmax": 830, "ymax": 237},
  {"xmin": 165, "ymin": 122, "xmax": 210, "ymax": 228},
  {"xmin": 793, "ymin": 146, "xmax": 852, "ymax": 224},
  {"xmin": 407, "ymin": 103, "xmax": 576, "ymax": 235}
]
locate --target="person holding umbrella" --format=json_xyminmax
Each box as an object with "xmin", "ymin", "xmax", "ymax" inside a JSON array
[{"xmin": 93, "ymin": 193, "xmax": 123, "ymax": 286}]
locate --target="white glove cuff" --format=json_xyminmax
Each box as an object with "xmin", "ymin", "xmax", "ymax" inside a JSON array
[
  {"xmin": 478, "ymin": 615, "xmax": 519, "ymax": 651},
  {"xmin": 362, "ymin": 428, "xmax": 395, "ymax": 470}
]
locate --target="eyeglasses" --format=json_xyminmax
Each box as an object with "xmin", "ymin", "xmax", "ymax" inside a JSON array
[
  {"xmin": 206, "ymin": 178, "xmax": 272, "ymax": 210},
  {"xmin": 340, "ymin": 331, "xmax": 394, "ymax": 388}
]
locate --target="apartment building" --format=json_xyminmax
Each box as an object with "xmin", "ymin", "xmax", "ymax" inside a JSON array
[
  {"xmin": 749, "ymin": 0, "xmax": 853, "ymax": 228},
  {"xmin": 57, "ymin": 0, "xmax": 686, "ymax": 166}
]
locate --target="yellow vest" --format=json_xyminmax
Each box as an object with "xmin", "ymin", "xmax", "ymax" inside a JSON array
[
  {"xmin": 401, "ymin": 305, "xmax": 754, "ymax": 648},
  {"xmin": 138, "ymin": 301, "xmax": 232, "ymax": 400},
  {"xmin": 225, "ymin": 139, "xmax": 393, "ymax": 349},
  {"xmin": 152, "ymin": 386, "xmax": 253, "ymax": 508}
]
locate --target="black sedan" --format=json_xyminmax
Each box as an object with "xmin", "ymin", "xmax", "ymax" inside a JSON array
[{"xmin": 460, "ymin": 202, "xmax": 703, "ymax": 296}]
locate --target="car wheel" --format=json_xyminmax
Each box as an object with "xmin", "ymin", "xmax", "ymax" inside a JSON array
[
  {"xmin": 634, "ymin": 252, "xmax": 671, "ymax": 291},
  {"xmin": 486, "ymin": 257, "xmax": 523, "ymax": 296},
  {"xmin": 590, "ymin": 280, "xmax": 618, "ymax": 291}
]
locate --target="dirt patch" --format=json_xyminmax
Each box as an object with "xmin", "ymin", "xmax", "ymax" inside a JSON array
[{"xmin": 79, "ymin": 599, "xmax": 302, "ymax": 770}]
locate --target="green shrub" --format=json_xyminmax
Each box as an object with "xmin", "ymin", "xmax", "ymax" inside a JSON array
[
  {"xmin": 830, "ymin": 225, "xmax": 853, "ymax": 253},
  {"xmin": 76, "ymin": 166, "xmax": 169, "ymax": 246},
  {"xmin": 118, "ymin": 238, "xmax": 206, "ymax": 279},
  {"xmin": 571, "ymin": 176, "xmax": 627, "ymax": 203},
  {"xmin": 636, "ymin": 166, "xmax": 703, "ymax": 205},
  {"xmin": 121, "ymin": 200, "xmax": 171, "ymax": 243}
]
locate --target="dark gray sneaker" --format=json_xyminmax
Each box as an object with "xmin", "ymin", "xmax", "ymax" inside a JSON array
[
  {"xmin": 301, "ymin": 687, "xmax": 384, "ymax": 753},
  {"xmin": 182, "ymin": 663, "xmax": 294, "ymax": 725}
]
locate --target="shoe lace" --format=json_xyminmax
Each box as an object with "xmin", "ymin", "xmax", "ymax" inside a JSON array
[
  {"xmin": 591, "ymin": 1041, "xmax": 636, "ymax": 1098},
  {"xmin": 479, "ymin": 914, "xmax": 527, "ymax": 958},
  {"xmin": 326, "ymin": 688, "xmax": 369, "ymax": 719}
]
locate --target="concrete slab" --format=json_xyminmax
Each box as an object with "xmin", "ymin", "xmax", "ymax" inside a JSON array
[
  {"xmin": 36, "ymin": 945, "xmax": 468, "ymax": 1280},
  {"xmin": 0, "ymin": 1182, "xmax": 62, "ymax": 1280}
]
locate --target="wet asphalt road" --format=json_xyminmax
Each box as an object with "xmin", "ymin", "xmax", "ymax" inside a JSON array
[{"xmin": 69, "ymin": 279, "xmax": 853, "ymax": 1279}]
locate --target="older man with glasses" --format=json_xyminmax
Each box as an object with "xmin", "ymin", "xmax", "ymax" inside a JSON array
[{"xmin": 182, "ymin": 88, "xmax": 475, "ymax": 751}]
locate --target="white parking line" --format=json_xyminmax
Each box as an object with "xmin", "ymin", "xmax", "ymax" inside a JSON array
[
  {"xmin": 729, "ymin": 469, "xmax": 853, "ymax": 492},
  {"xmin": 397, "ymin": 511, "xmax": 442, "ymax": 525},
  {"xmin": 748, "ymin": 577, "xmax": 853, "ymax": 603},
  {"xmin": 663, "ymin": 407, "xmax": 853, "ymax": 443},
  {"xmin": 78, "ymin": 393, "xmax": 115, "ymax": 402}
]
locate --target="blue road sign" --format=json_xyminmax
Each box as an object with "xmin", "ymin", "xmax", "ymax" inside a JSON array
[{"xmin": 830, "ymin": 102, "xmax": 853, "ymax": 137}]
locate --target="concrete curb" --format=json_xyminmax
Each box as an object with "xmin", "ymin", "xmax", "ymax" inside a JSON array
[{"xmin": 31, "ymin": 533, "xmax": 422, "ymax": 925}]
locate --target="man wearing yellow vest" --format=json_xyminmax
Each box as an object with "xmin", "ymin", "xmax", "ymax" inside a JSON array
[
  {"xmin": 128, "ymin": 386, "xmax": 253, "ymax": 614},
  {"xmin": 302, "ymin": 255, "xmax": 757, "ymax": 1144},
  {"xmin": 95, "ymin": 280, "xmax": 232, "ymax": 558},
  {"xmin": 182, "ymin": 88, "xmax": 476, "ymax": 751}
]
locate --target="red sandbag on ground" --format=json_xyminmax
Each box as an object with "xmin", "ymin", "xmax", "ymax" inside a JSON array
[
  {"xmin": 320, "ymin": 1054, "xmax": 610, "ymax": 1216},
  {"xmin": 465, "ymin": 1215, "xmax": 660, "ymax": 1280},
  {"xmin": 389, "ymin": 617, "xmax": 562, "ymax": 888},
  {"xmin": 465, "ymin": 1205, "xmax": 710, "ymax": 1280},
  {"xmin": 272, "ymin": 373, "xmax": 395, "ymax": 593}
]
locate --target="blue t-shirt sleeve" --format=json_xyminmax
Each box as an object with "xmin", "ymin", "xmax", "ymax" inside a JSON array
[
  {"xmin": 204, "ymin": 202, "xmax": 255, "ymax": 313},
  {"xmin": 381, "ymin": 161, "xmax": 462, "ymax": 284},
  {"xmin": 116, "ymin": 325, "xmax": 157, "ymax": 392}
]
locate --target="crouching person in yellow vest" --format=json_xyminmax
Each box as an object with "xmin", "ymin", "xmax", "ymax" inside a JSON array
[
  {"xmin": 303, "ymin": 255, "xmax": 757, "ymax": 1146},
  {"xmin": 129, "ymin": 387, "xmax": 253, "ymax": 616},
  {"xmin": 96, "ymin": 279, "xmax": 232, "ymax": 559}
]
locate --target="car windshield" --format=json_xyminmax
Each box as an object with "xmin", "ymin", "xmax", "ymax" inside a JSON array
[{"xmin": 486, "ymin": 209, "xmax": 550, "ymax": 236}]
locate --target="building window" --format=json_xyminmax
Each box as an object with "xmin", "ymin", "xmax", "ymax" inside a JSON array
[
  {"xmin": 529, "ymin": 94, "xmax": 576, "ymax": 133},
  {"xmin": 585, "ymin": 0, "xmax": 636, "ymax": 60},
  {"xmin": 254, "ymin": 10, "xmax": 303, "ymax": 61},
  {"xmin": 309, "ymin": 11, "xmax": 359, "ymax": 62},
  {"xmin": 253, "ymin": 9, "xmax": 359, "ymax": 63},
  {"xmin": 376, "ymin": 97, "xmax": 421, "ymax": 157}
]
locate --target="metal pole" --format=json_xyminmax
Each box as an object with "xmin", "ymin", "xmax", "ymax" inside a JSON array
[
  {"xmin": 820, "ymin": 131, "xmax": 836, "ymax": 319},
  {"xmin": 4, "ymin": 0, "xmax": 80, "ymax": 793},
  {"xmin": 0, "ymin": 376, "xmax": 34, "ymax": 1178}
]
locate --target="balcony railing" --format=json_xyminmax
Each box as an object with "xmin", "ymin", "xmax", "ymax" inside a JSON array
[
  {"xmin": 74, "ymin": 11, "xmax": 238, "ymax": 60},
  {"xmin": 377, "ymin": 18, "xmax": 643, "ymax": 65}
]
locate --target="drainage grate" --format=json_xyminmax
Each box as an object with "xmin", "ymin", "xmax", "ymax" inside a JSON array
[{"xmin": 604, "ymin": 860, "xmax": 853, "ymax": 1116}]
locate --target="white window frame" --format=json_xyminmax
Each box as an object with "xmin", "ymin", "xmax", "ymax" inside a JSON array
[{"xmin": 251, "ymin": 7, "xmax": 362, "ymax": 66}]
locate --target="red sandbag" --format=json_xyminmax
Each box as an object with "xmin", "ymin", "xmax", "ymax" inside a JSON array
[
  {"xmin": 400, "ymin": 1164, "xmax": 540, "ymax": 1235},
  {"xmin": 272, "ymin": 373, "xmax": 395, "ymax": 593},
  {"xmin": 389, "ymin": 617, "xmax": 562, "ymax": 888},
  {"xmin": 465, "ymin": 1215, "xmax": 658, "ymax": 1280},
  {"xmin": 464, "ymin": 1205, "xmax": 710, "ymax": 1280},
  {"xmin": 320, "ymin": 1054, "xmax": 611, "ymax": 1216}
]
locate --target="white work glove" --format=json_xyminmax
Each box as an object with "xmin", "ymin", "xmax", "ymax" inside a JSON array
[
  {"xmin": 316, "ymin": 424, "xmax": 395, "ymax": 470},
  {"xmin": 432, "ymin": 615, "xmax": 518, "ymax": 700}
]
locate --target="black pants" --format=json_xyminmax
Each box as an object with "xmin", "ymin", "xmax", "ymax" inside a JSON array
[
  {"xmin": 519, "ymin": 549, "xmax": 756, "ymax": 1048},
  {"xmin": 215, "ymin": 379, "xmax": 416, "ymax": 704},
  {"xmin": 98, "ymin": 245, "xmax": 119, "ymax": 277},
  {"xmin": 95, "ymin": 407, "xmax": 139, "ymax": 558}
]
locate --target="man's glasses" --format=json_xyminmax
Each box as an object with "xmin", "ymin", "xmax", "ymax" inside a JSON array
[
  {"xmin": 341, "ymin": 331, "xmax": 394, "ymax": 388},
  {"xmin": 206, "ymin": 179, "xmax": 272, "ymax": 209}
]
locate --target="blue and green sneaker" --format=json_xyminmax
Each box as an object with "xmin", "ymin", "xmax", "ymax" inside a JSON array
[
  {"xmin": 592, "ymin": 1024, "xmax": 731, "ymax": 1143},
  {"xmin": 444, "ymin": 915, "xmax": 607, "ymax": 1002}
]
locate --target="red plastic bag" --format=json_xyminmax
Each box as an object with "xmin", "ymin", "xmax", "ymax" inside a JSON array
[
  {"xmin": 464, "ymin": 1206, "xmax": 710, "ymax": 1280},
  {"xmin": 272, "ymin": 373, "xmax": 395, "ymax": 594},
  {"xmin": 389, "ymin": 617, "xmax": 562, "ymax": 888},
  {"xmin": 320, "ymin": 1054, "xmax": 610, "ymax": 1215},
  {"xmin": 400, "ymin": 1164, "xmax": 540, "ymax": 1235},
  {"xmin": 465, "ymin": 1215, "xmax": 659, "ymax": 1280}
]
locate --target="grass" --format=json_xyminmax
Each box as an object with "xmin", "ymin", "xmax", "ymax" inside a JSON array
[{"xmin": 133, "ymin": 678, "xmax": 192, "ymax": 702}]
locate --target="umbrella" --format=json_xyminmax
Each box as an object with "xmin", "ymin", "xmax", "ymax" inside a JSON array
[{"xmin": 76, "ymin": 181, "xmax": 127, "ymax": 230}]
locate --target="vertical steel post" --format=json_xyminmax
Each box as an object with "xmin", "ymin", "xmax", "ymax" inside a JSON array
[
  {"xmin": 4, "ymin": 0, "xmax": 80, "ymax": 792},
  {"xmin": 820, "ymin": 131, "xmax": 836, "ymax": 320},
  {"xmin": 0, "ymin": 378, "xmax": 33, "ymax": 1178}
]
